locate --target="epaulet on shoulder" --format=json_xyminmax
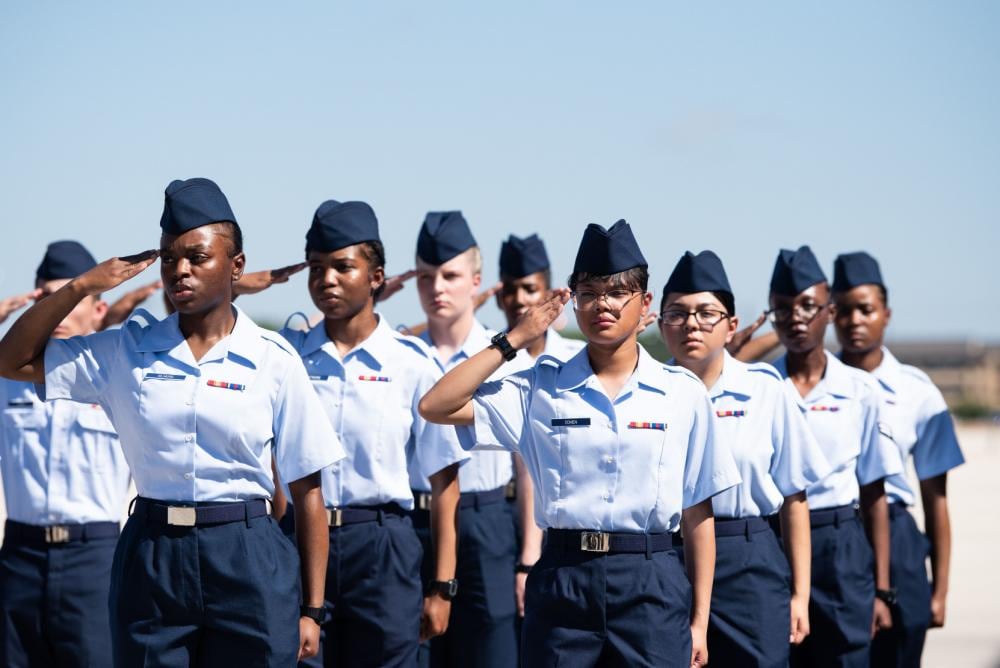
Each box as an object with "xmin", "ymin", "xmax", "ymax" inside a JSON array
[
  {"xmin": 391, "ymin": 330, "xmax": 434, "ymax": 359},
  {"xmin": 260, "ymin": 330, "xmax": 295, "ymax": 356},
  {"xmin": 745, "ymin": 361, "xmax": 782, "ymax": 382},
  {"xmin": 899, "ymin": 363, "xmax": 934, "ymax": 386},
  {"xmin": 124, "ymin": 307, "xmax": 157, "ymax": 330},
  {"xmin": 536, "ymin": 353, "xmax": 563, "ymax": 370},
  {"xmin": 282, "ymin": 311, "xmax": 311, "ymax": 332}
]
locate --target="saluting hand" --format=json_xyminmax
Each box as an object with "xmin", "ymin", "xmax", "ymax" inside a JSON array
[
  {"xmin": 726, "ymin": 312, "xmax": 766, "ymax": 356},
  {"xmin": 376, "ymin": 269, "xmax": 417, "ymax": 303},
  {"xmin": 75, "ymin": 251, "xmax": 159, "ymax": 296},
  {"xmin": 0, "ymin": 289, "xmax": 42, "ymax": 325},
  {"xmin": 506, "ymin": 289, "xmax": 571, "ymax": 350},
  {"xmin": 474, "ymin": 281, "xmax": 502, "ymax": 310},
  {"xmin": 101, "ymin": 280, "xmax": 162, "ymax": 330},
  {"xmin": 234, "ymin": 262, "xmax": 307, "ymax": 296}
]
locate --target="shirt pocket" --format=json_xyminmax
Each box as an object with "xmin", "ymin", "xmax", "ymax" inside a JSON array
[
  {"xmin": 75, "ymin": 407, "xmax": 118, "ymax": 473},
  {"xmin": 1, "ymin": 408, "xmax": 46, "ymax": 464}
]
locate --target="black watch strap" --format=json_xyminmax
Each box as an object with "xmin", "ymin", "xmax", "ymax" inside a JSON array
[
  {"xmin": 875, "ymin": 588, "xmax": 897, "ymax": 606},
  {"xmin": 300, "ymin": 605, "xmax": 325, "ymax": 625},
  {"xmin": 490, "ymin": 332, "xmax": 518, "ymax": 362},
  {"xmin": 515, "ymin": 562, "xmax": 533, "ymax": 574},
  {"xmin": 427, "ymin": 579, "xmax": 459, "ymax": 600}
]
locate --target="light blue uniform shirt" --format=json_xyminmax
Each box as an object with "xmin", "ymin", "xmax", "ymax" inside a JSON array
[
  {"xmin": 43, "ymin": 306, "xmax": 344, "ymax": 503},
  {"xmin": 699, "ymin": 352, "xmax": 831, "ymax": 519},
  {"xmin": 280, "ymin": 315, "xmax": 468, "ymax": 510},
  {"xmin": 1, "ymin": 380, "xmax": 131, "ymax": 525},
  {"xmin": 417, "ymin": 319, "xmax": 513, "ymax": 494},
  {"xmin": 773, "ymin": 350, "xmax": 903, "ymax": 510},
  {"xmin": 864, "ymin": 347, "xmax": 964, "ymax": 506},
  {"xmin": 471, "ymin": 345, "xmax": 741, "ymax": 533},
  {"xmin": 505, "ymin": 328, "xmax": 585, "ymax": 376}
]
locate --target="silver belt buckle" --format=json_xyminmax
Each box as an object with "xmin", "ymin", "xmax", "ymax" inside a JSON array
[
  {"xmin": 580, "ymin": 531, "xmax": 610, "ymax": 553},
  {"xmin": 417, "ymin": 494, "xmax": 432, "ymax": 511},
  {"xmin": 167, "ymin": 506, "xmax": 197, "ymax": 527},
  {"xmin": 45, "ymin": 525, "xmax": 71, "ymax": 544},
  {"xmin": 328, "ymin": 509, "xmax": 343, "ymax": 528}
]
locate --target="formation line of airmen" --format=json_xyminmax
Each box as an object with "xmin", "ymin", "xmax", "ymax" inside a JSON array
[{"xmin": 0, "ymin": 177, "xmax": 963, "ymax": 668}]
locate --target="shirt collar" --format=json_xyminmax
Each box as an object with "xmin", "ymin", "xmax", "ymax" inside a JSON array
[
  {"xmin": 298, "ymin": 314, "xmax": 396, "ymax": 368},
  {"xmin": 774, "ymin": 349, "xmax": 857, "ymax": 400},
  {"xmin": 555, "ymin": 344, "xmax": 669, "ymax": 396},
  {"xmin": 135, "ymin": 304, "xmax": 264, "ymax": 368},
  {"xmin": 870, "ymin": 346, "xmax": 904, "ymax": 395},
  {"xmin": 707, "ymin": 351, "xmax": 755, "ymax": 399}
]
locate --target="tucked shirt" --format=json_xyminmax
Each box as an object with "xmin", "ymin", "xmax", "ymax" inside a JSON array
[
  {"xmin": 701, "ymin": 352, "xmax": 831, "ymax": 518},
  {"xmin": 43, "ymin": 306, "xmax": 343, "ymax": 503},
  {"xmin": 863, "ymin": 347, "xmax": 964, "ymax": 506},
  {"xmin": 471, "ymin": 345, "xmax": 740, "ymax": 533},
  {"xmin": 1, "ymin": 380, "xmax": 131, "ymax": 525},
  {"xmin": 280, "ymin": 315, "xmax": 468, "ymax": 510},
  {"xmin": 416, "ymin": 319, "xmax": 513, "ymax": 493},
  {"xmin": 773, "ymin": 350, "xmax": 903, "ymax": 510}
]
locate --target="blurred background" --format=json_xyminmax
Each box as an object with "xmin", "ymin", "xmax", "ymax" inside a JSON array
[{"xmin": 2, "ymin": 3, "xmax": 998, "ymax": 664}]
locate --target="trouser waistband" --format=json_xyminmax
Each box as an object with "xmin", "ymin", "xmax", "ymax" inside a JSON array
[
  {"xmin": 714, "ymin": 515, "xmax": 772, "ymax": 537},
  {"xmin": 810, "ymin": 503, "xmax": 859, "ymax": 528},
  {"xmin": 325, "ymin": 503, "xmax": 406, "ymax": 528},
  {"xmin": 545, "ymin": 528, "xmax": 677, "ymax": 554},
  {"xmin": 3, "ymin": 519, "xmax": 120, "ymax": 545},
  {"xmin": 132, "ymin": 497, "xmax": 268, "ymax": 527},
  {"xmin": 410, "ymin": 485, "xmax": 507, "ymax": 513}
]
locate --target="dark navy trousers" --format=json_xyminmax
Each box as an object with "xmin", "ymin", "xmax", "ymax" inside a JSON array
[
  {"xmin": 0, "ymin": 525, "xmax": 118, "ymax": 667},
  {"xmin": 522, "ymin": 540, "xmax": 691, "ymax": 667},
  {"xmin": 705, "ymin": 520, "xmax": 791, "ymax": 668},
  {"xmin": 869, "ymin": 503, "xmax": 932, "ymax": 668},
  {"xmin": 280, "ymin": 506, "xmax": 424, "ymax": 668},
  {"xmin": 412, "ymin": 493, "xmax": 518, "ymax": 668},
  {"xmin": 110, "ymin": 501, "xmax": 301, "ymax": 667},
  {"xmin": 790, "ymin": 509, "xmax": 874, "ymax": 668}
]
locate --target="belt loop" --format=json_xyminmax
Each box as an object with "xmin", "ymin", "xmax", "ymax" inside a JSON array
[
  {"xmin": 833, "ymin": 510, "xmax": 841, "ymax": 529},
  {"xmin": 745, "ymin": 519, "xmax": 752, "ymax": 542},
  {"xmin": 245, "ymin": 501, "xmax": 252, "ymax": 528},
  {"xmin": 644, "ymin": 534, "xmax": 653, "ymax": 560},
  {"xmin": 377, "ymin": 509, "xmax": 385, "ymax": 526}
]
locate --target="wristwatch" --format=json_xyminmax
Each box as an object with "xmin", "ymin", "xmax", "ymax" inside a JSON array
[
  {"xmin": 300, "ymin": 605, "xmax": 325, "ymax": 625},
  {"xmin": 515, "ymin": 562, "xmax": 533, "ymax": 574},
  {"xmin": 427, "ymin": 579, "xmax": 459, "ymax": 600},
  {"xmin": 490, "ymin": 332, "xmax": 518, "ymax": 362},
  {"xmin": 875, "ymin": 588, "xmax": 898, "ymax": 606}
]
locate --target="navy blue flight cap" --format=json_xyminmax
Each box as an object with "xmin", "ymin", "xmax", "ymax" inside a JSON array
[
  {"xmin": 572, "ymin": 219, "xmax": 647, "ymax": 276},
  {"xmin": 416, "ymin": 211, "xmax": 477, "ymax": 265},
  {"xmin": 663, "ymin": 250, "xmax": 733, "ymax": 297},
  {"xmin": 832, "ymin": 251, "xmax": 885, "ymax": 292},
  {"xmin": 36, "ymin": 240, "xmax": 97, "ymax": 281},
  {"xmin": 499, "ymin": 234, "xmax": 550, "ymax": 278},
  {"xmin": 159, "ymin": 178, "xmax": 238, "ymax": 235},
  {"xmin": 769, "ymin": 246, "xmax": 827, "ymax": 296},
  {"xmin": 306, "ymin": 200, "xmax": 380, "ymax": 253}
]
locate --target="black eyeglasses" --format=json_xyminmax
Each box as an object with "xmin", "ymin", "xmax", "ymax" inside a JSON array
[
  {"xmin": 766, "ymin": 302, "xmax": 829, "ymax": 324},
  {"xmin": 658, "ymin": 309, "xmax": 730, "ymax": 330},
  {"xmin": 571, "ymin": 289, "xmax": 641, "ymax": 311}
]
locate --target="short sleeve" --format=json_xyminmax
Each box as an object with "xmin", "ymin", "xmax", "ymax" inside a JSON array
[
  {"xmin": 682, "ymin": 391, "xmax": 741, "ymax": 508},
  {"xmin": 471, "ymin": 369, "xmax": 533, "ymax": 453},
  {"xmin": 43, "ymin": 329, "xmax": 122, "ymax": 405},
  {"xmin": 911, "ymin": 387, "xmax": 964, "ymax": 480},
  {"xmin": 855, "ymin": 387, "xmax": 904, "ymax": 485},
  {"xmin": 412, "ymin": 360, "xmax": 470, "ymax": 479},
  {"xmin": 770, "ymin": 383, "xmax": 832, "ymax": 496},
  {"xmin": 272, "ymin": 356, "xmax": 345, "ymax": 485}
]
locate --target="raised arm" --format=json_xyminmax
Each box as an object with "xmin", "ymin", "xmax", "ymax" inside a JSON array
[
  {"xmin": 0, "ymin": 251, "xmax": 158, "ymax": 382},
  {"xmin": 418, "ymin": 289, "xmax": 569, "ymax": 426}
]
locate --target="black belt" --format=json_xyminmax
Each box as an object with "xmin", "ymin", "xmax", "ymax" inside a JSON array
[
  {"xmin": 545, "ymin": 528, "xmax": 676, "ymax": 554},
  {"xmin": 810, "ymin": 504, "xmax": 859, "ymax": 528},
  {"xmin": 410, "ymin": 486, "xmax": 507, "ymax": 513},
  {"xmin": 135, "ymin": 497, "xmax": 267, "ymax": 527},
  {"xmin": 4, "ymin": 519, "xmax": 120, "ymax": 545},
  {"xmin": 714, "ymin": 516, "xmax": 772, "ymax": 537},
  {"xmin": 326, "ymin": 504, "xmax": 404, "ymax": 528}
]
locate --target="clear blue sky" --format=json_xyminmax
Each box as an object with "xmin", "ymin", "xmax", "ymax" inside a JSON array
[{"xmin": 2, "ymin": 2, "xmax": 998, "ymax": 339}]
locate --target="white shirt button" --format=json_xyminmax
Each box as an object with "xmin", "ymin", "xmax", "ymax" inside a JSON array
[
  {"xmin": 184, "ymin": 435, "xmax": 193, "ymax": 442},
  {"xmin": 184, "ymin": 473, "xmax": 193, "ymax": 480}
]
